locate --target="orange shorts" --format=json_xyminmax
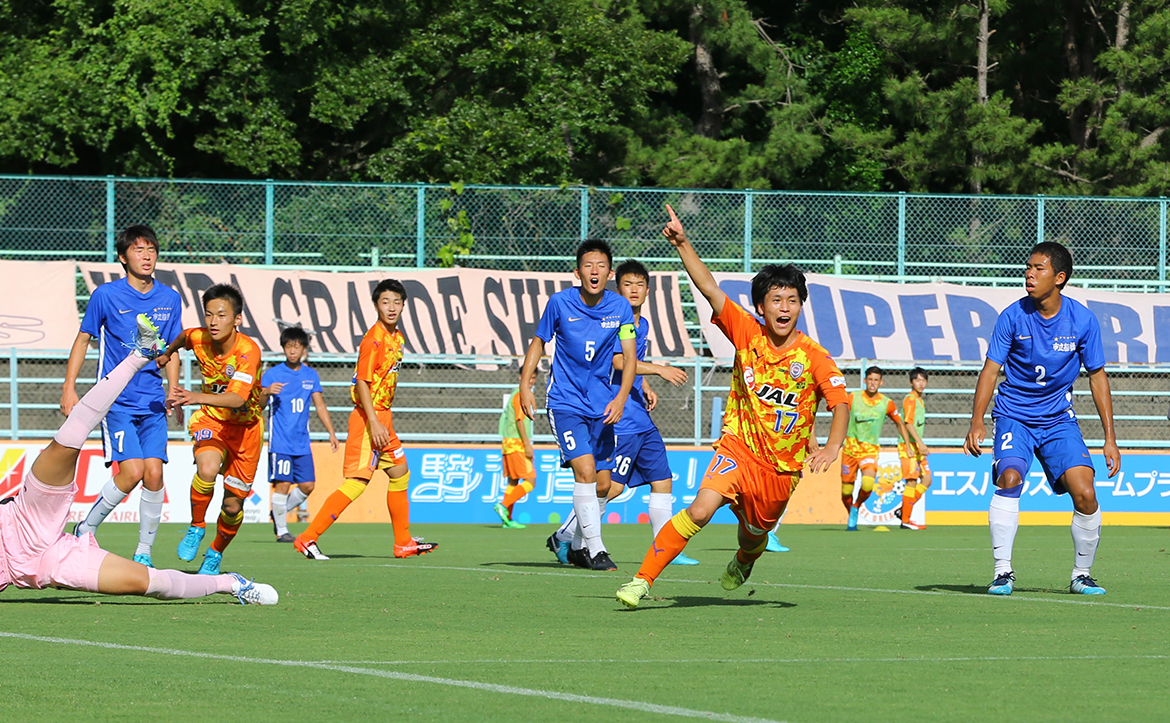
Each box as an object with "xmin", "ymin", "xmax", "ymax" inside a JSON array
[
  {"xmin": 503, "ymin": 451, "xmax": 535, "ymax": 482},
  {"xmin": 343, "ymin": 408, "xmax": 405, "ymax": 480},
  {"xmin": 841, "ymin": 452, "xmax": 878, "ymax": 484},
  {"xmin": 188, "ymin": 411, "xmax": 263, "ymax": 499},
  {"xmin": 898, "ymin": 442, "xmax": 930, "ymax": 480},
  {"xmin": 700, "ymin": 435, "xmax": 795, "ymax": 535}
]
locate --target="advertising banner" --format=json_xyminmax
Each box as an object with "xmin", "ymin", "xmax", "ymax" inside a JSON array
[
  {"xmin": 79, "ymin": 263, "xmax": 695, "ymax": 358},
  {"xmin": 0, "ymin": 260, "xmax": 82, "ymax": 349},
  {"xmin": 697, "ymin": 272, "xmax": 1170, "ymax": 362}
]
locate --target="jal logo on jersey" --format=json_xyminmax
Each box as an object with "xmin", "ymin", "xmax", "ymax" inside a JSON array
[
  {"xmin": 1052, "ymin": 336, "xmax": 1076, "ymax": 353},
  {"xmin": 753, "ymin": 383, "xmax": 798, "ymax": 408}
]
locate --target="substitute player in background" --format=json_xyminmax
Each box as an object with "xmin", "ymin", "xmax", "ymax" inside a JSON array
[
  {"xmin": 519, "ymin": 239, "xmax": 637, "ymax": 572},
  {"xmin": 65, "ymin": 225, "xmax": 182, "ymax": 568},
  {"xmin": 841, "ymin": 366, "xmax": 913, "ymax": 531},
  {"xmin": 261, "ymin": 326, "xmax": 338, "ymax": 542},
  {"xmin": 158, "ymin": 285, "xmax": 264, "ymax": 576},
  {"xmin": 616, "ymin": 206, "xmax": 849, "ymax": 608},
  {"xmin": 294, "ymin": 279, "xmax": 437, "ymax": 560},
  {"xmin": 964, "ymin": 241, "xmax": 1119, "ymax": 596},
  {"xmin": 494, "ymin": 377, "xmax": 536, "ymax": 529},
  {"xmin": 3, "ymin": 314, "xmax": 276, "ymax": 605},
  {"xmin": 898, "ymin": 367, "xmax": 932, "ymax": 530},
  {"xmin": 546, "ymin": 259, "xmax": 697, "ymax": 566}
]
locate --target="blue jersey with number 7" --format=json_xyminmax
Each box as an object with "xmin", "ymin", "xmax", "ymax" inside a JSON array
[{"xmin": 986, "ymin": 296, "xmax": 1105, "ymax": 427}]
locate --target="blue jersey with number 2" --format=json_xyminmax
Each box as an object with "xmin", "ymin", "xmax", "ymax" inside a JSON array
[
  {"xmin": 536, "ymin": 288, "xmax": 634, "ymax": 418},
  {"xmin": 986, "ymin": 296, "xmax": 1105, "ymax": 426}
]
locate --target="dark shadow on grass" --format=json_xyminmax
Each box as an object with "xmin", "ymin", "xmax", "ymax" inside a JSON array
[
  {"xmin": 481, "ymin": 561, "xmax": 593, "ymax": 570},
  {"xmin": 602, "ymin": 595, "xmax": 797, "ymax": 610},
  {"xmin": 0, "ymin": 595, "xmax": 200, "ymax": 605},
  {"xmin": 916, "ymin": 583, "xmax": 1054, "ymax": 595}
]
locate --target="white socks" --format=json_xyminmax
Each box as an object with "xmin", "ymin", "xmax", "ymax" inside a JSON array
[
  {"xmin": 988, "ymin": 494, "xmax": 1020, "ymax": 576},
  {"xmin": 77, "ymin": 478, "xmax": 127, "ymax": 535},
  {"xmin": 572, "ymin": 482, "xmax": 604, "ymax": 555},
  {"xmin": 271, "ymin": 492, "xmax": 289, "ymax": 536},
  {"xmin": 287, "ymin": 486, "xmax": 308, "ymax": 510},
  {"xmin": 648, "ymin": 492, "xmax": 673, "ymax": 538},
  {"xmin": 1071, "ymin": 508, "xmax": 1102, "ymax": 579},
  {"xmin": 136, "ymin": 487, "xmax": 164, "ymax": 555}
]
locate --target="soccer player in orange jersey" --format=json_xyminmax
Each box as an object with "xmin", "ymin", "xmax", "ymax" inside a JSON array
[
  {"xmin": 293, "ymin": 279, "xmax": 437, "ymax": 561},
  {"xmin": 841, "ymin": 366, "xmax": 913, "ymax": 531},
  {"xmin": 156, "ymin": 284, "xmax": 265, "ymax": 576},
  {"xmin": 616, "ymin": 205, "xmax": 851, "ymax": 608},
  {"xmin": 898, "ymin": 367, "xmax": 932, "ymax": 530}
]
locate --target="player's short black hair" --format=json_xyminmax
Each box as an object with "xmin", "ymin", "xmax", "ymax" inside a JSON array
[
  {"xmin": 865, "ymin": 366, "xmax": 883, "ymax": 378},
  {"xmin": 751, "ymin": 264, "xmax": 808, "ymax": 309},
  {"xmin": 115, "ymin": 225, "xmax": 160, "ymax": 262},
  {"xmin": 615, "ymin": 259, "xmax": 650, "ymax": 285},
  {"xmin": 202, "ymin": 284, "xmax": 244, "ymax": 317},
  {"xmin": 909, "ymin": 367, "xmax": 928, "ymax": 382},
  {"xmin": 575, "ymin": 238, "xmax": 613, "ymax": 268},
  {"xmin": 1029, "ymin": 241, "xmax": 1073, "ymax": 289},
  {"xmin": 280, "ymin": 326, "xmax": 310, "ymax": 348},
  {"xmin": 372, "ymin": 278, "xmax": 407, "ymax": 303}
]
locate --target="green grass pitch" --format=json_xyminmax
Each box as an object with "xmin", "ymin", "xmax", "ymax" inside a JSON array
[{"xmin": 2, "ymin": 522, "xmax": 1167, "ymax": 722}]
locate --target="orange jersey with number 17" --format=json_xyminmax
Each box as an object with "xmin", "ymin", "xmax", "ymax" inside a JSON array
[
  {"xmin": 350, "ymin": 322, "xmax": 404, "ymax": 410},
  {"xmin": 184, "ymin": 328, "xmax": 264, "ymax": 425},
  {"xmin": 713, "ymin": 300, "xmax": 849, "ymax": 475}
]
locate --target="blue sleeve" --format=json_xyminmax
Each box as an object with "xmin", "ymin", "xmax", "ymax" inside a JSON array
[
  {"xmin": 162, "ymin": 288, "xmax": 183, "ymax": 343},
  {"xmin": 535, "ymin": 294, "xmax": 559, "ymax": 343},
  {"xmin": 261, "ymin": 368, "xmax": 274, "ymax": 387},
  {"xmin": 986, "ymin": 307, "xmax": 1014, "ymax": 365},
  {"xmin": 79, "ymin": 285, "xmax": 106, "ymax": 337},
  {"xmin": 1079, "ymin": 307, "xmax": 1106, "ymax": 371},
  {"xmin": 310, "ymin": 368, "xmax": 323, "ymax": 394}
]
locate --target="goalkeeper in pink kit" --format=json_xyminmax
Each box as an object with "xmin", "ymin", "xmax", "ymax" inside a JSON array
[{"xmin": 0, "ymin": 315, "xmax": 277, "ymax": 605}]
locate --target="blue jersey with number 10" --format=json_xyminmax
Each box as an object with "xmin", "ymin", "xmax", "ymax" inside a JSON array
[
  {"xmin": 262, "ymin": 363, "xmax": 323, "ymax": 455},
  {"xmin": 986, "ymin": 296, "xmax": 1105, "ymax": 426},
  {"xmin": 536, "ymin": 288, "xmax": 635, "ymax": 418}
]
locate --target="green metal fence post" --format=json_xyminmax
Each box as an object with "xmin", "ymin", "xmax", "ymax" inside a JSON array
[
  {"xmin": 743, "ymin": 189, "xmax": 753, "ymax": 273},
  {"xmin": 897, "ymin": 193, "xmax": 906, "ymax": 279},
  {"xmin": 1036, "ymin": 194, "xmax": 1046, "ymax": 244},
  {"xmin": 105, "ymin": 176, "xmax": 115, "ymax": 263},
  {"xmin": 579, "ymin": 187, "xmax": 589, "ymax": 240},
  {"xmin": 1159, "ymin": 197, "xmax": 1167, "ymax": 293},
  {"xmin": 415, "ymin": 184, "xmax": 426, "ymax": 268},
  {"xmin": 264, "ymin": 179, "xmax": 274, "ymax": 265}
]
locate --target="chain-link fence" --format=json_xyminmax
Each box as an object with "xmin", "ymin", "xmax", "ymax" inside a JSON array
[{"xmin": 2, "ymin": 176, "xmax": 1167, "ymax": 288}]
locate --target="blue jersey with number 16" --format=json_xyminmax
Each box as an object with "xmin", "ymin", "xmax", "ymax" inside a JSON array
[
  {"xmin": 536, "ymin": 288, "xmax": 635, "ymax": 418},
  {"xmin": 986, "ymin": 296, "xmax": 1105, "ymax": 426}
]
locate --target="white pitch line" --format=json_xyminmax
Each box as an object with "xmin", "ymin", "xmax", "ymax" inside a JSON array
[
  {"xmin": 378, "ymin": 563, "xmax": 1170, "ymax": 611},
  {"xmin": 308, "ymin": 653, "xmax": 1170, "ymax": 666},
  {"xmin": 0, "ymin": 632, "xmax": 783, "ymax": 723}
]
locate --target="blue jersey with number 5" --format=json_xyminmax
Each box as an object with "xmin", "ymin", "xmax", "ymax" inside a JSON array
[
  {"xmin": 986, "ymin": 296, "xmax": 1104, "ymax": 426},
  {"xmin": 263, "ymin": 363, "xmax": 322, "ymax": 455},
  {"xmin": 535, "ymin": 288, "xmax": 635, "ymax": 418}
]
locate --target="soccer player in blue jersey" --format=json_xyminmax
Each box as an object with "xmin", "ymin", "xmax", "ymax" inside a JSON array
[
  {"xmin": 964, "ymin": 241, "xmax": 1120, "ymax": 596},
  {"xmin": 63, "ymin": 225, "xmax": 182, "ymax": 568},
  {"xmin": 544, "ymin": 260, "xmax": 697, "ymax": 566},
  {"xmin": 261, "ymin": 326, "xmax": 339, "ymax": 542},
  {"xmin": 520, "ymin": 239, "xmax": 637, "ymax": 571}
]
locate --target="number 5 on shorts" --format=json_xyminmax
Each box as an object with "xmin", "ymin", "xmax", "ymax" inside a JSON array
[{"xmin": 563, "ymin": 430, "xmax": 576, "ymax": 450}]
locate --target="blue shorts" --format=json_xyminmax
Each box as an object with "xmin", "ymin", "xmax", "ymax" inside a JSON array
[
  {"xmin": 546, "ymin": 408, "xmax": 615, "ymax": 471},
  {"xmin": 612, "ymin": 427, "xmax": 672, "ymax": 488},
  {"xmin": 992, "ymin": 416, "xmax": 1093, "ymax": 495},
  {"xmin": 269, "ymin": 452, "xmax": 315, "ymax": 484},
  {"xmin": 101, "ymin": 411, "xmax": 169, "ymax": 465}
]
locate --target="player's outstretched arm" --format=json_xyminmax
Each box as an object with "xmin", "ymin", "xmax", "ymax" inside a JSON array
[
  {"xmin": 964, "ymin": 359, "xmax": 1001, "ymax": 457},
  {"xmin": 804, "ymin": 402, "xmax": 848, "ymax": 474},
  {"xmin": 312, "ymin": 391, "xmax": 340, "ymax": 452},
  {"xmin": 1088, "ymin": 367, "xmax": 1121, "ymax": 477},
  {"xmin": 663, "ymin": 204, "xmax": 726, "ymax": 317},
  {"xmin": 611, "ymin": 355, "xmax": 688, "ymax": 387},
  {"xmin": 518, "ymin": 336, "xmax": 545, "ymax": 420},
  {"xmin": 170, "ymin": 386, "xmax": 246, "ymax": 411},
  {"xmin": 60, "ymin": 331, "xmax": 93, "ymax": 416}
]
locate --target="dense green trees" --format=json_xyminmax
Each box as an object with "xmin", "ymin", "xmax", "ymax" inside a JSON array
[{"xmin": 1, "ymin": 0, "xmax": 1166, "ymax": 194}]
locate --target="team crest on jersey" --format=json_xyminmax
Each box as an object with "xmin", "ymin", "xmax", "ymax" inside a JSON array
[
  {"xmin": 225, "ymin": 364, "xmax": 235, "ymax": 378},
  {"xmin": 790, "ymin": 361, "xmax": 805, "ymax": 380}
]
